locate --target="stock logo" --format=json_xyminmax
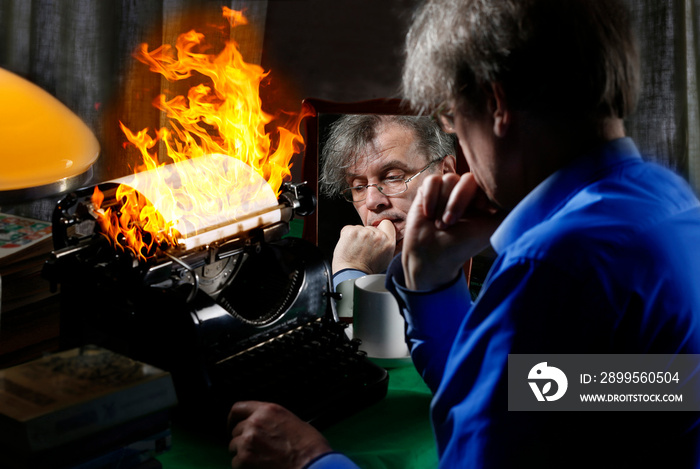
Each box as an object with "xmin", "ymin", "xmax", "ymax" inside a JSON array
[{"xmin": 528, "ymin": 362, "xmax": 568, "ymax": 402}]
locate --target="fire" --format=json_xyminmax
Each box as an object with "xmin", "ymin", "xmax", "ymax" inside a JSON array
[{"xmin": 93, "ymin": 7, "xmax": 309, "ymax": 260}]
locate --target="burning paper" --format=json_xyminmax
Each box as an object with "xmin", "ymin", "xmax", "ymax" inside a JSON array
[
  {"xmin": 105, "ymin": 153, "xmax": 280, "ymax": 251},
  {"xmin": 93, "ymin": 7, "xmax": 308, "ymax": 260}
]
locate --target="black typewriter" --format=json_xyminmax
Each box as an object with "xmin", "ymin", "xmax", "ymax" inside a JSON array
[{"xmin": 43, "ymin": 179, "xmax": 389, "ymax": 434}]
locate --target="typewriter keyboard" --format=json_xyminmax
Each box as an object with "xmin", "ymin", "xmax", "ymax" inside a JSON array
[{"xmin": 209, "ymin": 317, "xmax": 389, "ymax": 428}]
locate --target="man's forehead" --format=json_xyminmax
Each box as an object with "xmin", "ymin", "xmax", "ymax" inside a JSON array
[
  {"xmin": 346, "ymin": 126, "xmax": 427, "ymax": 176},
  {"xmin": 348, "ymin": 157, "xmax": 413, "ymax": 177}
]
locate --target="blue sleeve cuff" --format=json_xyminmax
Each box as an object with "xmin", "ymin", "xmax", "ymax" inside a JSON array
[
  {"xmin": 385, "ymin": 254, "xmax": 469, "ymax": 316},
  {"xmin": 390, "ymin": 268, "xmax": 469, "ymax": 336},
  {"xmin": 304, "ymin": 452, "xmax": 360, "ymax": 469},
  {"xmin": 333, "ymin": 268, "xmax": 367, "ymax": 290}
]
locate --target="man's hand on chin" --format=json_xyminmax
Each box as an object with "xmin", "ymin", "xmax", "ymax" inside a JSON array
[
  {"xmin": 403, "ymin": 173, "xmax": 503, "ymax": 291},
  {"xmin": 332, "ymin": 219, "xmax": 397, "ymax": 274}
]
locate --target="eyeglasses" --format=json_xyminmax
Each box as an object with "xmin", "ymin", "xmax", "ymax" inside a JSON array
[
  {"xmin": 431, "ymin": 103, "xmax": 455, "ymax": 133},
  {"xmin": 341, "ymin": 159, "xmax": 443, "ymax": 203}
]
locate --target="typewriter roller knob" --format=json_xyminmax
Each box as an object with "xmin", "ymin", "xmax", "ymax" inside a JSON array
[{"xmin": 280, "ymin": 182, "xmax": 316, "ymax": 217}]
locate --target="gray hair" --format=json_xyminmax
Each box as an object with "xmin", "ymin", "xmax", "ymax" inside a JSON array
[
  {"xmin": 402, "ymin": 0, "xmax": 640, "ymax": 121},
  {"xmin": 319, "ymin": 114, "xmax": 456, "ymax": 199}
]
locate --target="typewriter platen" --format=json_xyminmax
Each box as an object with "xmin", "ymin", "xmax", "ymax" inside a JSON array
[{"xmin": 43, "ymin": 174, "xmax": 389, "ymax": 432}]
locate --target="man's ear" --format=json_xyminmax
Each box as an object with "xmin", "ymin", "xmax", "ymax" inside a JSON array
[
  {"xmin": 441, "ymin": 154, "xmax": 457, "ymax": 174},
  {"xmin": 488, "ymin": 82, "xmax": 510, "ymax": 138}
]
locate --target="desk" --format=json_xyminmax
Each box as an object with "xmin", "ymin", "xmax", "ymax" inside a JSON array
[{"xmin": 157, "ymin": 364, "xmax": 438, "ymax": 468}]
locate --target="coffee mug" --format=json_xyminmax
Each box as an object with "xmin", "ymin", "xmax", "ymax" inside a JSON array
[
  {"xmin": 335, "ymin": 278, "xmax": 355, "ymax": 323},
  {"xmin": 353, "ymin": 274, "xmax": 410, "ymax": 359}
]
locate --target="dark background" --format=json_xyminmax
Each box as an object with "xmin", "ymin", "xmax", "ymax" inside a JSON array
[{"xmin": 1, "ymin": 0, "xmax": 697, "ymax": 216}]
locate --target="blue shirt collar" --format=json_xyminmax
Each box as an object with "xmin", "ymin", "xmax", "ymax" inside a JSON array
[{"xmin": 490, "ymin": 137, "xmax": 642, "ymax": 254}]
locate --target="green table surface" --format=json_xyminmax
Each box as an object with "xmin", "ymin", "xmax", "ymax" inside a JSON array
[{"xmin": 157, "ymin": 364, "xmax": 438, "ymax": 468}]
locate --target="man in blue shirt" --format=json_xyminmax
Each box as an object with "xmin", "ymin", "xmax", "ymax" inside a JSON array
[
  {"xmin": 389, "ymin": 0, "xmax": 700, "ymax": 467},
  {"xmin": 227, "ymin": 0, "xmax": 700, "ymax": 467},
  {"xmin": 387, "ymin": 136, "xmax": 700, "ymax": 467}
]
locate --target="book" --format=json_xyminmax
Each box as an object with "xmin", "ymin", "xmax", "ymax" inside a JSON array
[
  {"xmin": 0, "ymin": 212, "xmax": 60, "ymax": 366},
  {"xmin": 0, "ymin": 212, "xmax": 57, "ymax": 313},
  {"xmin": 0, "ymin": 345, "xmax": 178, "ymax": 454},
  {"xmin": 0, "ymin": 213, "xmax": 53, "ymax": 266}
]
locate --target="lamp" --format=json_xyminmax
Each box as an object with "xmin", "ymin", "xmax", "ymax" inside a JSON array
[{"xmin": 0, "ymin": 68, "xmax": 99, "ymax": 204}]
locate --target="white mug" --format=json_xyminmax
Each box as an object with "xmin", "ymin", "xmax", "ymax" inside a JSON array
[
  {"xmin": 353, "ymin": 274, "xmax": 409, "ymax": 359},
  {"xmin": 335, "ymin": 278, "xmax": 355, "ymax": 323}
]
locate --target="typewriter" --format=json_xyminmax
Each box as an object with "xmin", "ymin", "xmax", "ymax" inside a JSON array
[{"xmin": 43, "ymin": 156, "xmax": 389, "ymax": 433}]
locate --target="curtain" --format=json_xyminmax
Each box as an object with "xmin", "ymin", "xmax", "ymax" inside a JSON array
[{"xmin": 624, "ymin": 0, "xmax": 700, "ymax": 192}]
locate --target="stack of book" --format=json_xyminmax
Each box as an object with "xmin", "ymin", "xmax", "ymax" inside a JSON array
[
  {"xmin": 0, "ymin": 212, "xmax": 59, "ymax": 366},
  {"xmin": 0, "ymin": 345, "xmax": 178, "ymax": 468}
]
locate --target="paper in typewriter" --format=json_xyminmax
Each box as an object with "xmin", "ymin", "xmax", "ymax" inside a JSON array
[{"xmin": 109, "ymin": 154, "xmax": 281, "ymax": 250}]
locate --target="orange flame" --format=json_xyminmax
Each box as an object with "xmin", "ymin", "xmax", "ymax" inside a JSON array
[{"xmin": 93, "ymin": 7, "xmax": 309, "ymax": 260}]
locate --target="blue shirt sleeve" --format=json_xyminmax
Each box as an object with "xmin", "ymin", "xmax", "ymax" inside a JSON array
[
  {"xmin": 332, "ymin": 268, "xmax": 367, "ymax": 290},
  {"xmin": 385, "ymin": 256, "xmax": 472, "ymax": 393}
]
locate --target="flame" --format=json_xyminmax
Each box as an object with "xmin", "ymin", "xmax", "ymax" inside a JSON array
[{"xmin": 93, "ymin": 7, "xmax": 310, "ymax": 260}]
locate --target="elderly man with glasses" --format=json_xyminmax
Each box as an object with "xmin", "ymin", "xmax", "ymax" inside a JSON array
[{"xmin": 319, "ymin": 114, "xmax": 456, "ymax": 289}]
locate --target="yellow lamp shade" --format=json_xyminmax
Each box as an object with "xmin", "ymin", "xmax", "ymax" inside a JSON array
[{"xmin": 0, "ymin": 67, "xmax": 99, "ymax": 201}]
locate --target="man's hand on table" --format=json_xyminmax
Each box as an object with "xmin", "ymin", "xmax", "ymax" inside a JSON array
[{"xmin": 228, "ymin": 401, "xmax": 332, "ymax": 469}]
